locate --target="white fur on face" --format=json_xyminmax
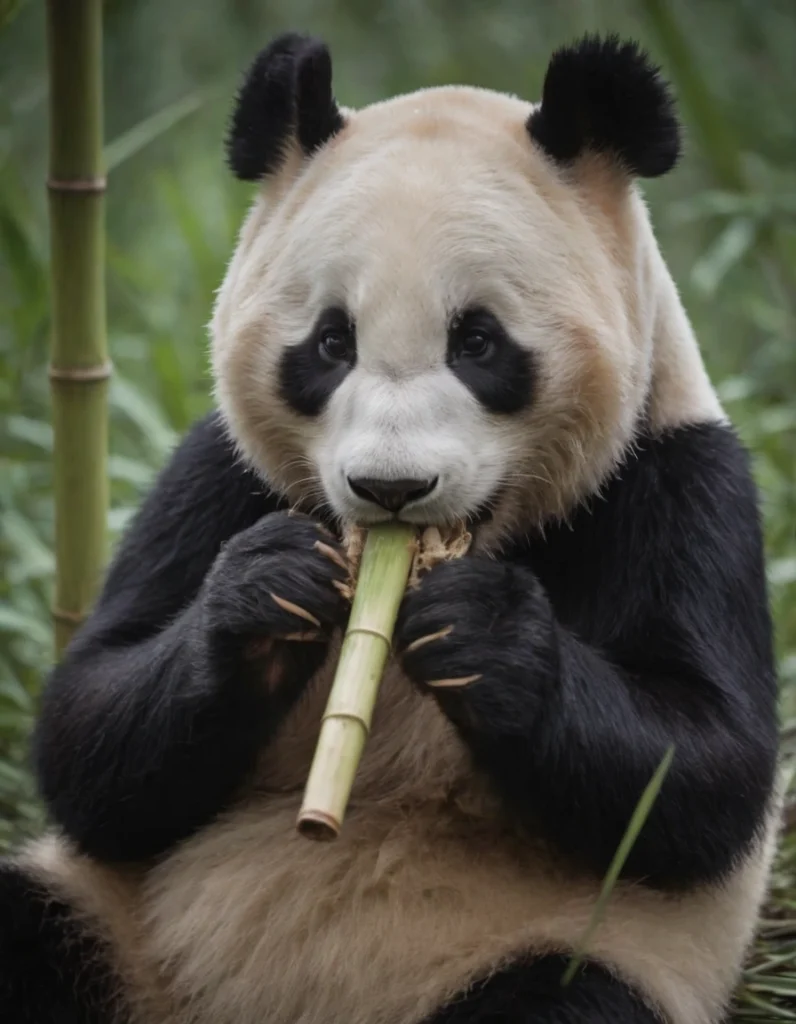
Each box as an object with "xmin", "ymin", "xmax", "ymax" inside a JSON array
[
  {"xmin": 313, "ymin": 366, "xmax": 510, "ymax": 527},
  {"xmin": 211, "ymin": 85, "xmax": 723, "ymax": 540}
]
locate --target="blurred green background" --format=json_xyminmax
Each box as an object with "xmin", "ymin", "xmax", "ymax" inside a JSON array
[{"xmin": 1, "ymin": 0, "xmax": 795, "ymax": 1015}]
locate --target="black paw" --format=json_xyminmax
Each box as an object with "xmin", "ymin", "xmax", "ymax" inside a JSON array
[
  {"xmin": 201, "ymin": 511, "xmax": 350, "ymax": 673},
  {"xmin": 396, "ymin": 558, "xmax": 558, "ymax": 732}
]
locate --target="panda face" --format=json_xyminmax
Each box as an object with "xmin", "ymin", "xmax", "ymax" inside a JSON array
[
  {"xmin": 286, "ymin": 302, "xmax": 531, "ymax": 529},
  {"xmin": 271, "ymin": 138, "xmax": 547, "ymax": 529},
  {"xmin": 212, "ymin": 82, "xmax": 657, "ymax": 539}
]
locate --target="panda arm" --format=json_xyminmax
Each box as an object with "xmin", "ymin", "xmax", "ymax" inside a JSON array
[
  {"xmin": 398, "ymin": 422, "xmax": 780, "ymax": 890},
  {"xmin": 34, "ymin": 410, "xmax": 347, "ymax": 864}
]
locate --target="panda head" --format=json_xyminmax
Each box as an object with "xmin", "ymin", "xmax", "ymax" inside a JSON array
[{"xmin": 211, "ymin": 33, "xmax": 720, "ymax": 545}]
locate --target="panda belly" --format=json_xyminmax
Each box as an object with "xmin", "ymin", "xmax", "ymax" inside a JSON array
[
  {"xmin": 23, "ymin": 660, "xmax": 777, "ymax": 1024},
  {"xmin": 137, "ymin": 793, "xmax": 776, "ymax": 1024},
  {"xmin": 130, "ymin": 661, "xmax": 776, "ymax": 1024}
]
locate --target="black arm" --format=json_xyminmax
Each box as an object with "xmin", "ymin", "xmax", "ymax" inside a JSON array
[
  {"xmin": 398, "ymin": 421, "xmax": 780, "ymax": 890},
  {"xmin": 34, "ymin": 411, "xmax": 347, "ymax": 863}
]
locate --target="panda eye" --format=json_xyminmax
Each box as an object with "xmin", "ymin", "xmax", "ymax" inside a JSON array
[
  {"xmin": 449, "ymin": 309, "xmax": 500, "ymax": 364},
  {"xmin": 460, "ymin": 329, "xmax": 494, "ymax": 360},
  {"xmin": 316, "ymin": 312, "xmax": 355, "ymax": 366},
  {"xmin": 319, "ymin": 329, "xmax": 351, "ymax": 363}
]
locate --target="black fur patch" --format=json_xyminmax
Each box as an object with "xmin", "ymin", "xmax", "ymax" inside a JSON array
[
  {"xmin": 398, "ymin": 421, "xmax": 779, "ymax": 891},
  {"xmin": 447, "ymin": 307, "xmax": 534, "ymax": 415},
  {"xmin": 425, "ymin": 954, "xmax": 659, "ymax": 1023},
  {"xmin": 528, "ymin": 34, "xmax": 681, "ymax": 177},
  {"xmin": 34, "ymin": 412, "xmax": 349, "ymax": 863},
  {"xmin": 0, "ymin": 861, "xmax": 127, "ymax": 1023},
  {"xmin": 279, "ymin": 305, "xmax": 356, "ymax": 417},
  {"xmin": 226, "ymin": 33, "xmax": 345, "ymax": 181}
]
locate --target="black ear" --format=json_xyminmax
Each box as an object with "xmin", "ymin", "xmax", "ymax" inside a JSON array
[
  {"xmin": 527, "ymin": 34, "xmax": 680, "ymax": 178},
  {"xmin": 226, "ymin": 33, "xmax": 345, "ymax": 181}
]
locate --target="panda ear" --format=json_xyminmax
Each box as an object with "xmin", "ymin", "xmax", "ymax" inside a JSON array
[
  {"xmin": 527, "ymin": 34, "xmax": 681, "ymax": 179},
  {"xmin": 226, "ymin": 33, "xmax": 345, "ymax": 182}
]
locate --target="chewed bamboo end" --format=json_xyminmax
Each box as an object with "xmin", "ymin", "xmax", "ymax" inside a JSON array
[
  {"xmin": 409, "ymin": 521, "xmax": 472, "ymax": 587},
  {"xmin": 296, "ymin": 809, "xmax": 341, "ymax": 841}
]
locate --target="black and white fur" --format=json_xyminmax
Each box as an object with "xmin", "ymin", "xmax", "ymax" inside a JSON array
[{"xmin": 0, "ymin": 33, "xmax": 782, "ymax": 1024}]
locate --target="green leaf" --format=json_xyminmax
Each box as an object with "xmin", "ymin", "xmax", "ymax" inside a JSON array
[
  {"xmin": 692, "ymin": 218, "xmax": 758, "ymax": 295},
  {"xmin": 3, "ymin": 509, "xmax": 54, "ymax": 584},
  {"xmin": 108, "ymin": 455, "xmax": 156, "ymax": 489},
  {"xmin": 0, "ymin": 604, "xmax": 51, "ymax": 647},
  {"xmin": 4, "ymin": 415, "xmax": 53, "ymax": 453},
  {"xmin": 110, "ymin": 375, "xmax": 178, "ymax": 461},
  {"xmin": 104, "ymin": 92, "xmax": 206, "ymax": 172}
]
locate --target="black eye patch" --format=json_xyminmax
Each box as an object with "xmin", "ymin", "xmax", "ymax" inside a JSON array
[
  {"xmin": 447, "ymin": 307, "xmax": 534, "ymax": 414},
  {"xmin": 278, "ymin": 306, "xmax": 356, "ymax": 417}
]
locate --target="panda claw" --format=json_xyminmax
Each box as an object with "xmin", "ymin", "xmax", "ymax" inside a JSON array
[
  {"xmin": 426, "ymin": 674, "xmax": 482, "ymax": 689},
  {"xmin": 404, "ymin": 626, "xmax": 454, "ymax": 653},
  {"xmin": 314, "ymin": 539, "xmax": 348, "ymax": 571},
  {"xmin": 332, "ymin": 579, "xmax": 355, "ymax": 602},
  {"xmin": 269, "ymin": 592, "xmax": 322, "ymax": 628}
]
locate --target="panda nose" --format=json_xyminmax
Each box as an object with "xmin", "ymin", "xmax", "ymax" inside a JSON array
[{"xmin": 347, "ymin": 476, "xmax": 438, "ymax": 513}]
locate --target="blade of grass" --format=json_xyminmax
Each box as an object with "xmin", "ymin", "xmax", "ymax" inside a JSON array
[
  {"xmin": 737, "ymin": 989, "xmax": 796, "ymax": 1020},
  {"xmin": 561, "ymin": 745, "xmax": 675, "ymax": 987}
]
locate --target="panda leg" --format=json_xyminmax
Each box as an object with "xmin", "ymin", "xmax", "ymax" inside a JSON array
[
  {"xmin": 0, "ymin": 858, "xmax": 127, "ymax": 1024},
  {"xmin": 426, "ymin": 955, "xmax": 663, "ymax": 1023}
]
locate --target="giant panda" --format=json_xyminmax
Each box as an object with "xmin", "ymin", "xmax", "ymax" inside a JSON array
[{"xmin": 0, "ymin": 30, "xmax": 783, "ymax": 1024}]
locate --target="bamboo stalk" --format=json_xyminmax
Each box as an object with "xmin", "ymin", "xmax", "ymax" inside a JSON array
[
  {"xmin": 45, "ymin": 0, "xmax": 110, "ymax": 655},
  {"xmin": 297, "ymin": 523, "xmax": 418, "ymax": 840}
]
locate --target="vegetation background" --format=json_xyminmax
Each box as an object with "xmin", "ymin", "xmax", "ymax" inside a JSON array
[{"xmin": 1, "ymin": 0, "xmax": 795, "ymax": 1017}]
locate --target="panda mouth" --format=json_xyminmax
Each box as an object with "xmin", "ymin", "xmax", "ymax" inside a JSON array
[
  {"xmin": 321, "ymin": 492, "xmax": 499, "ymax": 543},
  {"xmin": 317, "ymin": 511, "xmax": 488, "ymax": 546}
]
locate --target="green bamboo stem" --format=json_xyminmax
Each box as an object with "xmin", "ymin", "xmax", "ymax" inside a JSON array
[
  {"xmin": 297, "ymin": 523, "xmax": 417, "ymax": 840},
  {"xmin": 45, "ymin": 0, "xmax": 109, "ymax": 655}
]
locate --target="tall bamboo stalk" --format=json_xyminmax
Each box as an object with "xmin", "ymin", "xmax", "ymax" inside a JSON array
[{"xmin": 45, "ymin": 0, "xmax": 109, "ymax": 655}]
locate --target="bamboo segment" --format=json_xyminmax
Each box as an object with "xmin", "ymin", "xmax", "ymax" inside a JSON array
[
  {"xmin": 297, "ymin": 523, "xmax": 417, "ymax": 840},
  {"xmin": 45, "ymin": 0, "xmax": 109, "ymax": 654}
]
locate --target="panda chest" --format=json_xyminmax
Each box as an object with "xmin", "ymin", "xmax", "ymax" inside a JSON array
[{"xmin": 253, "ymin": 641, "xmax": 473, "ymax": 807}]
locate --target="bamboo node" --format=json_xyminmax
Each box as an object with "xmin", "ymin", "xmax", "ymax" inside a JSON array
[
  {"xmin": 321, "ymin": 710, "xmax": 370, "ymax": 731},
  {"xmin": 48, "ymin": 361, "xmax": 113, "ymax": 382},
  {"xmin": 344, "ymin": 626, "xmax": 392, "ymax": 649},
  {"xmin": 52, "ymin": 606, "xmax": 86, "ymax": 627},
  {"xmin": 47, "ymin": 176, "xmax": 107, "ymax": 193}
]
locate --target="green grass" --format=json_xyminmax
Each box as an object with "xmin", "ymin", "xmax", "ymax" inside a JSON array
[{"xmin": 1, "ymin": 0, "xmax": 794, "ymax": 1016}]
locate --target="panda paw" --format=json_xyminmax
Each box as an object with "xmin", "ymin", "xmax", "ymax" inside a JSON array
[
  {"xmin": 395, "ymin": 557, "xmax": 560, "ymax": 728},
  {"xmin": 201, "ymin": 510, "xmax": 350, "ymax": 657}
]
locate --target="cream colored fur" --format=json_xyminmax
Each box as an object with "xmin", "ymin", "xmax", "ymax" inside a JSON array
[{"xmin": 19, "ymin": 82, "xmax": 776, "ymax": 1024}]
